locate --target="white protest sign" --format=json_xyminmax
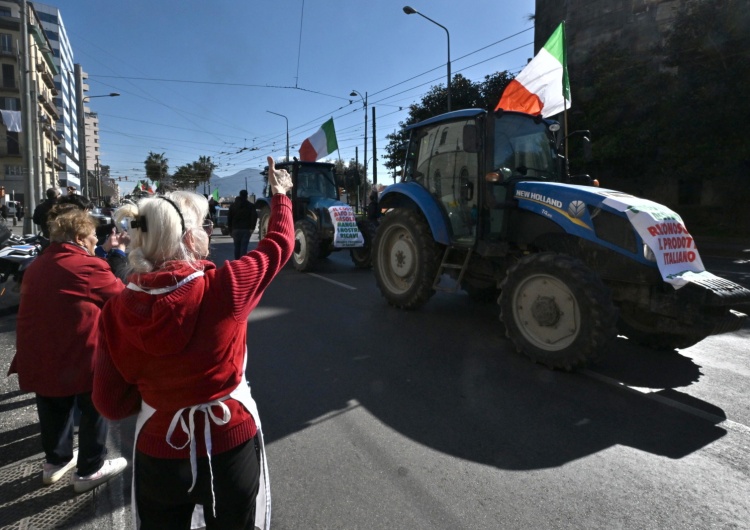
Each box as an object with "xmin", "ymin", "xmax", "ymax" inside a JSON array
[
  {"xmin": 601, "ymin": 194, "xmax": 720, "ymax": 289},
  {"xmin": 329, "ymin": 205, "xmax": 364, "ymax": 248}
]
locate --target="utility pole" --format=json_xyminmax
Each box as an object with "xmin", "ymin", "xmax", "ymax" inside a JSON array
[{"xmin": 20, "ymin": 0, "xmax": 36, "ymax": 233}]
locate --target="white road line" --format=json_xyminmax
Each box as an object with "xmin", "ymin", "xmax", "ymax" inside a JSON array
[
  {"xmin": 580, "ymin": 369, "xmax": 750, "ymax": 434},
  {"xmin": 307, "ymin": 273, "xmax": 357, "ymax": 290}
]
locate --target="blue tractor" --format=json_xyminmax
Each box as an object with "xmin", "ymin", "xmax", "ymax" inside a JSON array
[
  {"xmin": 373, "ymin": 109, "xmax": 750, "ymax": 369},
  {"xmin": 256, "ymin": 160, "xmax": 375, "ymax": 272}
]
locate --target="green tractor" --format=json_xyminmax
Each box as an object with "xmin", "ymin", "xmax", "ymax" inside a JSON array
[{"xmin": 256, "ymin": 160, "xmax": 376, "ymax": 272}]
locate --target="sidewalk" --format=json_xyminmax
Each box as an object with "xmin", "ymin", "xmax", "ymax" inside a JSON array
[{"xmin": 0, "ymin": 221, "xmax": 131, "ymax": 529}]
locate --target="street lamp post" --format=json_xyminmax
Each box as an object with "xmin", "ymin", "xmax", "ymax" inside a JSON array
[
  {"xmin": 403, "ymin": 6, "xmax": 451, "ymax": 112},
  {"xmin": 267, "ymin": 111, "xmax": 289, "ymax": 162},
  {"xmin": 350, "ymin": 90, "xmax": 367, "ymax": 210}
]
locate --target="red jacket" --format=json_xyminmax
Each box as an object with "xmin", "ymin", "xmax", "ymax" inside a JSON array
[
  {"xmin": 94, "ymin": 195, "xmax": 294, "ymax": 458},
  {"xmin": 11, "ymin": 242, "xmax": 125, "ymax": 396}
]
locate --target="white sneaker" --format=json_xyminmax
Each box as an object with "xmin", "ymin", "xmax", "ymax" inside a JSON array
[
  {"xmin": 71, "ymin": 457, "xmax": 127, "ymax": 494},
  {"xmin": 42, "ymin": 449, "xmax": 78, "ymax": 485}
]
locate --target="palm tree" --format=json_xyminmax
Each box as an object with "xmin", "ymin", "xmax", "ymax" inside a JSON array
[{"xmin": 144, "ymin": 152, "xmax": 169, "ymax": 187}]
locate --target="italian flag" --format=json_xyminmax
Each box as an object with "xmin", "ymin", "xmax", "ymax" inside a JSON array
[
  {"xmin": 496, "ymin": 22, "xmax": 570, "ymax": 118},
  {"xmin": 299, "ymin": 118, "xmax": 338, "ymax": 161}
]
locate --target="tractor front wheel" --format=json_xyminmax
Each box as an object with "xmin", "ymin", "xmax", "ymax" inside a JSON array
[
  {"xmin": 617, "ymin": 303, "xmax": 706, "ymax": 350},
  {"xmin": 499, "ymin": 252, "xmax": 617, "ymax": 370},
  {"xmin": 258, "ymin": 206, "xmax": 271, "ymax": 240},
  {"xmin": 292, "ymin": 219, "xmax": 320, "ymax": 272}
]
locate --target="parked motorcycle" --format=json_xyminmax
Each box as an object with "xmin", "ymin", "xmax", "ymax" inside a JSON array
[{"xmin": 0, "ymin": 221, "xmax": 45, "ymax": 296}]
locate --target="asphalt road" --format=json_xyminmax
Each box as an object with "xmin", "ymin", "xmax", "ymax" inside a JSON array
[{"xmin": 1, "ymin": 234, "xmax": 748, "ymax": 529}]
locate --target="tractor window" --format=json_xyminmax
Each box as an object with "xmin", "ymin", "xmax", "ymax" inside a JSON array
[
  {"xmin": 410, "ymin": 118, "xmax": 480, "ymax": 242},
  {"xmin": 297, "ymin": 167, "xmax": 338, "ymax": 200},
  {"xmin": 493, "ymin": 113, "xmax": 558, "ymax": 180}
]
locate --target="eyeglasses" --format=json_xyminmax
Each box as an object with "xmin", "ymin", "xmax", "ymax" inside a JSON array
[{"xmin": 202, "ymin": 219, "xmax": 214, "ymax": 236}]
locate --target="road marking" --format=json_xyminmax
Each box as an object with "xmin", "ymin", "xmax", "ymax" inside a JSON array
[
  {"xmin": 307, "ymin": 273, "xmax": 357, "ymax": 290},
  {"xmin": 581, "ymin": 369, "xmax": 750, "ymax": 434}
]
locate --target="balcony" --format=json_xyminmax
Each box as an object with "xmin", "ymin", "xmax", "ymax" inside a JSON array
[{"xmin": 41, "ymin": 69, "xmax": 55, "ymax": 89}]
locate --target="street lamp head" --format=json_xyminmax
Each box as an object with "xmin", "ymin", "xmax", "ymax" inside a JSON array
[
  {"xmin": 109, "ymin": 92, "xmax": 120, "ymax": 97},
  {"xmin": 350, "ymin": 91, "xmax": 358, "ymax": 97},
  {"xmin": 403, "ymin": 6, "xmax": 417, "ymax": 15}
]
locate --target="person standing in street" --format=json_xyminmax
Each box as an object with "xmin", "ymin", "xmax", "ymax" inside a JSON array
[
  {"xmin": 93, "ymin": 157, "xmax": 294, "ymax": 529},
  {"xmin": 32, "ymin": 187, "xmax": 61, "ymax": 238},
  {"xmin": 227, "ymin": 189, "xmax": 258, "ymax": 260},
  {"xmin": 8, "ymin": 207, "xmax": 129, "ymax": 492}
]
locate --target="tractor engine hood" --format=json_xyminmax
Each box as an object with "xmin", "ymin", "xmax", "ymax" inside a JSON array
[{"xmin": 512, "ymin": 181, "xmax": 716, "ymax": 289}]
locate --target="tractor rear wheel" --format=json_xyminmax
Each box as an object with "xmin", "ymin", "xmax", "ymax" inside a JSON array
[
  {"xmin": 499, "ymin": 252, "xmax": 617, "ymax": 370},
  {"xmin": 350, "ymin": 220, "xmax": 377, "ymax": 269},
  {"xmin": 292, "ymin": 219, "xmax": 320, "ymax": 272},
  {"xmin": 373, "ymin": 209, "xmax": 439, "ymax": 309}
]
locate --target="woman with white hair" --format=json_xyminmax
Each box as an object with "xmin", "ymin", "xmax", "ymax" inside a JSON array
[{"xmin": 93, "ymin": 157, "xmax": 294, "ymax": 529}]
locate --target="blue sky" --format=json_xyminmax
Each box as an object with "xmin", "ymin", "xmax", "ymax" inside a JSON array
[{"xmin": 46, "ymin": 0, "xmax": 536, "ymax": 189}]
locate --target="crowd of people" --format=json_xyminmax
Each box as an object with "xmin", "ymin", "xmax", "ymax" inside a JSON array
[{"xmin": 6, "ymin": 156, "xmax": 294, "ymax": 529}]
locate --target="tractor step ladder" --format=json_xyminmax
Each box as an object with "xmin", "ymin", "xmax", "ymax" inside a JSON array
[{"xmin": 433, "ymin": 246, "xmax": 473, "ymax": 292}]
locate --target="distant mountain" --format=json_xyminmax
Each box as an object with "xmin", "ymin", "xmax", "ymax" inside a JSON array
[{"xmin": 199, "ymin": 168, "xmax": 267, "ymax": 202}]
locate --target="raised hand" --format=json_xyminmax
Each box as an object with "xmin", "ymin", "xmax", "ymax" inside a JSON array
[{"xmin": 267, "ymin": 156, "xmax": 293, "ymax": 195}]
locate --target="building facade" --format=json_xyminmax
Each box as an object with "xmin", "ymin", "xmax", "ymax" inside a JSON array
[
  {"xmin": 32, "ymin": 1, "xmax": 80, "ymax": 191},
  {"xmin": 0, "ymin": 0, "xmax": 61, "ymax": 214}
]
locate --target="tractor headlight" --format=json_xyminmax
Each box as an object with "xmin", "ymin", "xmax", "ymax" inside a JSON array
[{"xmin": 643, "ymin": 244, "xmax": 656, "ymax": 262}]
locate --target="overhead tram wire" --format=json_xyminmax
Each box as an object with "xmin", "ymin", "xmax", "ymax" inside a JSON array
[{"xmin": 106, "ymin": 27, "xmax": 534, "ymax": 173}]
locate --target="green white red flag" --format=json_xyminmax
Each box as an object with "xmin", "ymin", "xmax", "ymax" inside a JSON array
[
  {"xmin": 299, "ymin": 118, "xmax": 338, "ymax": 161},
  {"xmin": 496, "ymin": 22, "xmax": 570, "ymax": 117}
]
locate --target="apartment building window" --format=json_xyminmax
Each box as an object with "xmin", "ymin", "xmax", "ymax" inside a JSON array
[
  {"xmin": 7, "ymin": 132, "xmax": 20, "ymax": 155},
  {"xmin": 5, "ymin": 165, "xmax": 23, "ymax": 177},
  {"xmin": 0, "ymin": 97, "xmax": 19, "ymax": 110},
  {"xmin": 0, "ymin": 34, "xmax": 12, "ymax": 55},
  {"xmin": 2, "ymin": 64, "xmax": 15, "ymax": 89},
  {"xmin": 0, "ymin": 8, "xmax": 11, "ymax": 18}
]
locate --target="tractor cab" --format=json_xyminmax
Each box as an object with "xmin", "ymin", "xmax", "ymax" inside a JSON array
[{"xmin": 400, "ymin": 109, "xmax": 564, "ymax": 247}]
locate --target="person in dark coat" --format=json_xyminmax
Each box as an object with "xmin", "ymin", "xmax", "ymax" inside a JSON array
[
  {"xmin": 208, "ymin": 196, "xmax": 219, "ymax": 222},
  {"xmin": 367, "ymin": 189, "xmax": 382, "ymax": 222},
  {"xmin": 227, "ymin": 190, "xmax": 258, "ymax": 259},
  {"xmin": 33, "ymin": 187, "xmax": 61, "ymax": 237},
  {"xmin": 9, "ymin": 207, "xmax": 129, "ymax": 492}
]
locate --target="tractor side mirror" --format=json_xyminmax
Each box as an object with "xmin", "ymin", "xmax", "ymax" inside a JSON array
[{"xmin": 583, "ymin": 135, "xmax": 592, "ymax": 162}]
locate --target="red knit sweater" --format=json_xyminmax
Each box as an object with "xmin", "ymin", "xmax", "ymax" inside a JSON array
[{"xmin": 93, "ymin": 195, "xmax": 293, "ymax": 458}]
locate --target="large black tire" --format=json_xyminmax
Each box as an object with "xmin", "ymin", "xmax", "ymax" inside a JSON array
[
  {"xmin": 373, "ymin": 209, "xmax": 440, "ymax": 309},
  {"xmin": 258, "ymin": 206, "xmax": 271, "ymax": 240},
  {"xmin": 617, "ymin": 303, "xmax": 706, "ymax": 350},
  {"xmin": 292, "ymin": 219, "xmax": 320, "ymax": 272},
  {"xmin": 499, "ymin": 253, "xmax": 618, "ymax": 370},
  {"xmin": 350, "ymin": 220, "xmax": 377, "ymax": 269}
]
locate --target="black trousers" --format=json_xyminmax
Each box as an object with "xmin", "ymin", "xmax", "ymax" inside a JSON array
[
  {"xmin": 135, "ymin": 437, "xmax": 260, "ymax": 530},
  {"xmin": 35, "ymin": 392, "xmax": 108, "ymax": 476}
]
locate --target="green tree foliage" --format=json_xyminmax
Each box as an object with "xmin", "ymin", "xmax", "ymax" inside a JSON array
[
  {"xmin": 333, "ymin": 158, "xmax": 366, "ymax": 197},
  {"xmin": 144, "ymin": 152, "xmax": 168, "ymax": 184},
  {"xmin": 383, "ymin": 72, "xmax": 514, "ymax": 176},
  {"xmin": 571, "ymin": 0, "xmax": 750, "ymax": 232},
  {"xmin": 170, "ymin": 157, "xmax": 215, "ymax": 191}
]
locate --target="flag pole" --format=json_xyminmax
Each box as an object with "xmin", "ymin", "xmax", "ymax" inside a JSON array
[
  {"xmin": 562, "ymin": 20, "xmax": 569, "ymax": 163},
  {"xmin": 564, "ymin": 102, "xmax": 569, "ymax": 162}
]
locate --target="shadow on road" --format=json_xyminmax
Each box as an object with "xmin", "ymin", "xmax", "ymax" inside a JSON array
[{"xmin": 250, "ymin": 264, "xmax": 727, "ymax": 471}]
